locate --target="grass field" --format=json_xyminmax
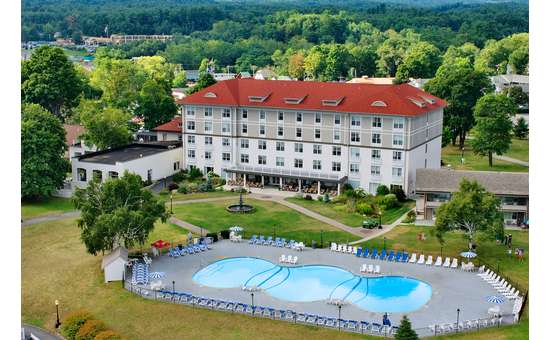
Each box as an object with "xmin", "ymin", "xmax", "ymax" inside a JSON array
[
  {"xmin": 173, "ymin": 198, "xmax": 360, "ymax": 245},
  {"xmin": 442, "ymin": 140, "xmax": 528, "ymax": 172},
  {"xmin": 21, "ymin": 197, "xmax": 75, "ymax": 220},
  {"xmin": 286, "ymin": 197, "xmax": 414, "ymax": 227},
  {"xmin": 504, "ymin": 139, "xmax": 529, "ymax": 162},
  {"xmin": 159, "ymin": 190, "xmax": 242, "ymax": 203}
]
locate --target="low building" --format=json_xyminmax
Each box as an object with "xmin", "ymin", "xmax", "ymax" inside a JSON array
[
  {"xmin": 152, "ymin": 117, "xmax": 183, "ymax": 142},
  {"xmin": 254, "ymin": 69, "xmax": 277, "ymax": 80},
  {"xmin": 491, "ymin": 74, "xmax": 529, "ymax": 94},
  {"xmin": 415, "ymin": 169, "xmax": 529, "ymax": 226},
  {"xmin": 347, "ymin": 76, "xmax": 395, "ymax": 85},
  {"xmin": 101, "ymin": 246, "xmax": 128, "ymax": 283},
  {"xmin": 71, "ymin": 141, "xmax": 183, "ymax": 188}
]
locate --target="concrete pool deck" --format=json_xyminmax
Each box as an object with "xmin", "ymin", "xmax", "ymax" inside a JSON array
[{"xmin": 139, "ymin": 240, "xmax": 517, "ymax": 335}]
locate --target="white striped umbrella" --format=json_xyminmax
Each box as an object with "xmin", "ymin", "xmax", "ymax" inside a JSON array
[
  {"xmin": 149, "ymin": 272, "xmax": 166, "ymax": 279},
  {"xmin": 460, "ymin": 251, "xmax": 477, "ymax": 258},
  {"xmin": 230, "ymin": 226, "xmax": 244, "ymax": 232},
  {"xmin": 486, "ymin": 295, "xmax": 505, "ymax": 304}
]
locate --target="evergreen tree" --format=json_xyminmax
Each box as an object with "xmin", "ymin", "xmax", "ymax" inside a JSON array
[
  {"xmin": 394, "ymin": 316, "xmax": 419, "ymax": 340},
  {"xmin": 514, "ymin": 117, "xmax": 529, "ymax": 139}
]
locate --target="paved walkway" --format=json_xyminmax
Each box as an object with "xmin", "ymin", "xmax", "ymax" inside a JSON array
[
  {"xmin": 21, "ymin": 211, "xmax": 80, "ymax": 227},
  {"xmin": 493, "ymin": 155, "xmax": 529, "ymax": 167},
  {"xmin": 169, "ymin": 216, "xmax": 211, "ymax": 235},
  {"xmin": 21, "ymin": 324, "xmax": 63, "ymax": 340},
  {"xmin": 349, "ymin": 210, "xmax": 412, "ymax": 245}
]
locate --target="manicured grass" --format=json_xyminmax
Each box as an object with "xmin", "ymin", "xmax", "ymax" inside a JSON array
[
  {"xmin": 21, "ymin": 197, "xmax": 75, "ymax": 220},
  {"xmin": 504, "ymin": 138, "xmax": 529, "ymax": 162},
  {"xmin": 160, "ymin": 190, "xmax": 242, "ymax": 202},
  {"xmin": 285, "ymin": 198, "xmax": 414, "ymax": 227},
  {"xmin": 147, "ymin": 221, "xmax": 192, "ymax": 245},
  {"xmin": 442, "ymin": 140, "xmax": 528, "ymax": 172},
  {"xmin": 173, "ymin": 198, "xmax": 360, "ymax": 245}
]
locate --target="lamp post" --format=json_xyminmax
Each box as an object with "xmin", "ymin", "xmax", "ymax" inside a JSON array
[
  {"xmin": 338, "ymin": 304, "xmax": 342, "ymax": 331},
  {"xmin": 172, "ymin": 280, "xmax": 175, "ymax": 294},
  {"xmin": 273, "ymin": 225, "xmax": 276, "ymax": 239},
  {"xmin": 55, "ymin": 300, "xmax": 61, "ymax": 329},
  {"xmin": 497, "ymin": 260, "xmax": 500, "ymax": 275},
  {"xmin": 170, "ymin": 194, "xmax": 173, "ymax": 214},
  {"xmin": 251, "ymin": 292, "xmax": 255, "ymax": 309},
  {"xmin": 320, "ymin": 230, "xmax": 324, "ymax": 249},
  {"xmin": 456, "ymin": 308, "xmax": 460, "ymax": 333},
  {"xmin": 440, "ymin": 246, "xmax": 443, "ymax": 258},
  {"xmin": 383, "ymin": 237, "xmax": 387, "ymax": 250},
  {"xmin": 378, "ymin": 212, "xmax": 382, "ymax": 228}
]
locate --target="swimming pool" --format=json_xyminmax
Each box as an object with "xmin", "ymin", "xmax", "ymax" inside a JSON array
[{"xmin": 192, "ymin": 257, "xmax": 432, "ymax": 312}]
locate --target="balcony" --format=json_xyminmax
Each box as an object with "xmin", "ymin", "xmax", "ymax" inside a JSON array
[{"xmin": 223, "ymin": 164, "xmax": 346, "ymax": 182}]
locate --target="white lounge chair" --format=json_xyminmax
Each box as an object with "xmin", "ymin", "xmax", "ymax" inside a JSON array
[
  {"xmin": 330, "ymin": 243, "xmax": 337, "ymax": 251},
  {"xmin": 347, "ymin": 246, "xmax": 354, "ymax": 254},
  {"xmin": 291, "ymin": 256, "xmax": 298, "ymax": 264},
  {"xmin": 279, "ymin": 255, "xmax": 286, "ymax": 263},
  {"xmin": 352, "ymin": 246, "xmax": 358, "ymax": 255},
  {"xmin": 492, "ymin": 278, "xmax": 506, "ymax": 288},
  {"xmin": 360, "ymin": 264, "xmax": 367, "ymax": 273},
  {"xmin": 409, "ymin": 253, "xmax": 417, "ymax": 263},
  {"xmin": 498, "ymin": 283, "xmax": 511, "ymax": 293},
  {"xmin": 478, "ymin": 268, "xmax": 491, "ymax": 278},
  {"xmin": 488, "ymin": 275, "xmax": 501, "ymax": 284},
  {"xmin": 506, "ymin": 289, "xmax": 519, "ymax": 300},
  {"xmin": 367, "ymin": 264, "xmax": 374, "ymax": 273},
  {"xmin": 337, "ymin": 244, "xmax": 343, "ymax": 252},
  {"xmin": 484, "ymin": 272, "xmax": 496, "ymax": 282},
  {"xmin": 374, "ymin": 265, "xmax": 380, "ymax": 274},
  {"xmin": 450, "ymin": 258, "xmax": 458, "ymax": 269},
  {"xmin": 443, "ymin": 257, "xmax": 451, "ymax": 268},
  {"xmin": 426, "ymin": 255, "xmax": 433, "ymax": 265},
  {"xmin": 477, "ymin": 265, "xmax": 486, "ymax": 274},
  {"xmin": 417, "ymin": 254, "xmax": 425, "ymax": 265},
  {"xmin": 434, "ymin": 256, "xmax": 442, "ymax": 266}
]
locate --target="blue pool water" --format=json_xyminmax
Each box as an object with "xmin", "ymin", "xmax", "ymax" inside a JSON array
[{"xmin": 192, "ymin": 257, "xmax": 432, "ymax": 312}]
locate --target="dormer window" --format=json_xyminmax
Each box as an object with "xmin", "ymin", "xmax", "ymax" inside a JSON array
[
  {"xmin": 248, "ymin": 93, "xmax": 271, "ymax": 103},
  {"xmin": 203, "ymin": 92, "xmax": 217, "ymax": 98},
  {"xmin": 321, "ymin": 97, "xmax": 344, "ymax": 106},
  {"xmin": 407, "ymin": 97, "xmax": 427, "ymax": 108},
  {"xmin": 371, "ymin": 100, "xmax": 387, "ymax": 107},
  {"xmin": 284, "ymin": 96, "xmax": 306, "ymax": 104},
  {"xmin": 418, "ymin": 95, "xmax": 436, "ymax": 104}
]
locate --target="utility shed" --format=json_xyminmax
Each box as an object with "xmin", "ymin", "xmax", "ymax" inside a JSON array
[{"xmin": 101, "ymin": 246, "xmax": 128, "ymax": 283}]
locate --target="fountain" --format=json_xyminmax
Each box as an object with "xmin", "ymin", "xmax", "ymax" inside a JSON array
[{"xmin": 226, "ymin": 190, "xmax": 254, "ymax": 213}]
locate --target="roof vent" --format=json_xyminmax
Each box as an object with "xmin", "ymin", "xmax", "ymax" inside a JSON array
[
  {"xmin": 321, "ymin": 97, "xmax": 344, "ymax": 106},
  {"xmin": 204, "ymin": 92, "xmax": 217, "ymax": 98},
  {"xmin": 371, "ymin": 100, "xmax": 387, "ymax": 107},
  {"xmin": 284, "ymin": 96, "xmax": 306, "ymax": 104},
  {"xmin": 407, "ymin": 97, "xmax": 427, "ymax": 108}
]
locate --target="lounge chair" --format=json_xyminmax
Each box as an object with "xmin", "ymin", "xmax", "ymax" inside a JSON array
[
  {"xmin": 279, "ymin": 254, "xmax": 286, "ymax": 263},
  {"xmin": 443, "ymin": 257, "xmax": 451, "ymax": 268},
  {"xmin": 297, "ymin": 313, "xmax": 307, "ymax": 323},
  {"xmin": 484, "ymin": 273, "xmax": 497, "ymax": 282},
  {"xmin": 360, "ymin": 264, "xmax": 367, "ymax": 273},
  {"xmin": 347, "ymin": 320, "xmax": 358, "ymax": 331},
  {"xmin": 257, "ymin": 235, "xmax": 265, "ymax": 245},
  {"xmin": 316, "ymin": 316, "xmax": 327, "ymax": 326},
  {"xmin": 368, "ymin": 264, "xmax": 374, "ymax": 273},
  {"xmin": 355, "ymin": 247, "xmax": 363, "ymax": 257},
  {"xmin": 371, "ymin": 323, "xmax": 382, "ymax": 333},
  {"xmin": 264, "ymin": 236, "xmax": 273, "ymax": 245},
  {"xmin": 362, "ymin": 248, "xmax": 370, "ymax": 258},
  {"xmin": 348, "ymin": 246, "xmax": 355, "ymax": 254},
  {"xmin": 395, "ymin": 251, "xmax": 402, "ymax": 262},
  {"xmin": 426, "ymin": 255, "xmax": 433, "ymax": 265},
  {"xmin": 417, "ymin": 254, "xmax": 425, "ymax": 265},
  {"xmin": 387, "ymin": 250, "xmax": 395, "ymax": 261},
  {"xmin": 248, "ymin": 235, "xmax": 257, "ymax": 244},
  {"xmin": 433, "ymin": 256, "xmax": 442, "ymax": 266},
  {"xmin": 498, "ymin": 283, "xmax": 511, "ymax": 293},
  {"xmin": 379, "ymin": 249, "xmax": 387, "ymax": 260},
  {"xmin": 370, "ymin": 248, "xmax": 378, "ymax": 259},
  {"xmin": 477, "ymin": 265, "xmax": 486, "ymax": 274},
  {"xmin": 492, "ymin": 278, "xmax": 506, "ymax": 288},
  {"xmin": 374, "ymin": 265, "xmax": 380, "ymax": 274},
  {"xmin": 488, "ymin": 275, "xmax": 501, "ymax": 284},
  {"xmin": 409, "ymin": 253, "xmax": 417, "ymax": 263},
  {"xmin": 287, "ymin": 240, "xmax": 295, "ymax": 249},
  {"xmin": 325, "ymin": 318, "xmax": 336, "ymax": 328},
  {"xmin": 450, "ymin": 258, "xmax": 458, "ymax": 269},
  {"xmin": 291, "ymin": 256, "xmax": 298, "ymax": 264},
  {"xmin": 306, "ymin": 314, "xmax": 318, "ymax": 324},
  {"xmin": 402, "ymin": 252, "xmax": 409, "ymax": 262},
  {"xmin": 281, "ymin": 238, "xmax": 287, "ymax": 247},
  {"xmin": 360, "ymin": 321, "xmax": 370, "ymax": 332},
  {"xmin": 330, "ymin": 242, "xmax": 337, "ymax": 251}
]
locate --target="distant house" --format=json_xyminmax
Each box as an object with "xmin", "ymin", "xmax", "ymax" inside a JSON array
[
  {"xmin": 491, "ymin": 74, "xmax": 529, "ymax": 94},
  {"xmin": 347, "ymin": 76, "xmax": 395, "ymax": 85},
  {"xmin": 185, "ymin": 70, "xmax": 200, "ymax": 82},
  {"xmin": 277, "ymin": 75, "xmax": 293, "ymax": 81},
  {"xmin": 238, "ymin": 72, "xmax": 251, "ymax": 78},
  {"xmin": 254, "ymin": 69, "xmax": 277, "ymax": 80},
  {"xmin": 171, "ymin": 88, "xmax": 186, "ymax": 101},
  {"xmin": 415, "ymin": 169, "xmax": 529, "ymax": 227},
  {"xmin": 408, "ymin": 78, "xmax": 432, "ymax": 89},
  {"xmin": 64, "ymin": 124, "xmax": 96, "ymax": 159},
  {"xmin": 101, "ymin": 246, "xmax": 128, "ymax": 283},
  {"xmin": 152, "ymin": 116, "xmax": 182, "ymax": 142}
]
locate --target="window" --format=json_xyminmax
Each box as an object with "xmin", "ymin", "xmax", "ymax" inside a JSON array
[
  {"xmin": 92, "ymin": 170, "xmax": 102, "ymax": 181},
  {"xmin": 372, "ymin": 117, "xmax": 382, "ymax": 128},
  {"xmin": 371, "ymin": 166, "xmax": 381, "ymax": 176},
  {"xmin": 108, "ymin": 171, "xmax": 118, "ymax": 179},
  {"xmin": 332, "ymin": 146, "xmax": 341, "ymax": 156},
  {"xmin": 334, "ymin": 114, "xmax": 341, "ymax": 125},
  {"xmin": 258, "ymin": 155, "xmax": 267, "ymax": 165},
  {"xmin": 241, "ymin": 123, "xmax": 248, "ymax": 134},
  {"xmin": 186, "ymin": 107, "xmax": 195, "ymax": 116},
  {"xmin": 350, "ymin": 163, "xmax": 359, "ymax": 174},
  {"xmin": 222, "ymin": 153, "xmax": 231, "ymax": 161},
  {"xmin": 278, "ymin": 111, "xmax": 284, "ymax": 121},
  {"xmin": 222, "ymin": 138, "xmax": 230, "ymax": 147},
  {"xmin": 295, "ymin": 128, "xmax": 302, "ymax": 138},
  {"xmin": 393, "ymin": 151, "xmax": 402, "ymax": 161},
  {"xmin": 334, "ymin": 130, "xmax": 341, "ymax": 142},
  {"xmin": 392, "ymin": 167, "xmax": 403, "ymax": 177},
  {"xmin": 186, "ymin": 121, "xmax": 195, "ymax": 131},
  {"xmin": 371, "ymin": 149, "xmax": 381, "ymax": 160},
  {"xmin": 351, "ymin": 147, "xmax": 360, "ymax": 159},
  {"xmin": 313, "ymin": 144, "xmax": 322, "ymax": 154},
  {"xmin": 222, "ymin": 108, "xmax": 231, "ymax": 118},
  {"xmin": 204, "ymin": 152, "xmax": 212, "ymax": 160},
  {"xmin": 259, "ymin": 111, "xmax": 266, "ymax": 120},
  {"xmin": 369, "ymin": 182, "xmax": 380, "ymax": 195},
  {"xmin": 332, "ymin": 162, "xmax": 341, "ymax": 172},
  {"xmin": 276, "ymin": 142, "xmax": 285, "ymax": 151},
  {"xmin": 315, "ymin": 113, "xmax": 322, "ymax": 124},
  {"xmin": 147, "ymin": 169, "xmax": 152, "ymax": 182},
  {"xmin": 204, "ymin": 121, "xmax": 212, "ymax": 132},
  {"xmin": 241, "ymin": 109, "xmax": 248, "ymax": 119},
  {"xmin": 372, "ymin": 133, "xmax": 381, "ymax": 144},
  {"xmin": 351, "ymin": 131, "xmax": 360, "ymax": 143},
  {"xmin": 187, "ymin": 135, "xmax": 195, "ymax": 144},
  {"xmin": 294, "ymin": 159, "xmax": 303, "ymax": 168},
  {"xmin": 278, "ymin": 126, "xmax": 284, "ymax": 137},
  {"xmin": 296, "ymin": 112, "xmax": 302, "ymax": 122},
  {"xmin": 222, "ymin": 122, "xmax": 231, "ymax": 134},
  {"xmin": 393, "ymin": 134, "xmax": 404, "ymax": 147},
  {"xmin": 187, "ymin": 149, "xmax": 195, "ymax": 158},
  {"xmin": 259, "ymin": 124, "xmax": 266, "ymax": 136},
  {"xmin": 258, "ymin": 140, "xmax": 267, "ymax": 150},
  {"xmin": 77, "ymin": 169, "xmax": 86, "ymax": 182},
  {"xmin": 276, "ymin": 157, "xmax": 285, "ymax": 167},
  {"xmin": 315, "ymin": 128, "xmax": 321, "ymax": 139},
  {"xmin": 294, "ymin": 143, "xmax": 303, "ymax": 153},
  {"xmin": 204, "ymin": 107, "xmax": 212, "ymax": 117},
  {"xmin": 240, "ymin": 139, "xmax": 249, "ymax": 149},
  {"xmin": 162, "ymin": 133, "xmax": 167, "ymax": 141},
  {"xmin": 351, "ymin": 116, "xmax": 361, "ymax": 127},
  {"xmin": 178, "ymin": 135, "xmax": 182, "ymax": 141},
  {"xmin": 393, "ymin": 118, "xmax": 404, "ymax": 129},
  {"xmin": 241, "ymin": 154, "xmax": 249, "ymax": 163},
  {"xmin": 313, "ymin": 160, "xmax": 322, "ymax": 170}
]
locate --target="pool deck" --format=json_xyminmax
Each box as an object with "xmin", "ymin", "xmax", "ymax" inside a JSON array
[{"xmin": 145, "ymin": 240, "xmax": 516, "ymax": 334}]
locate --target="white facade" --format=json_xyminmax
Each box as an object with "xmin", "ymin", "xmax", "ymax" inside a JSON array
[{"xmin": 101, "ymin": 247, "xmax": 128, "ymax": 283}]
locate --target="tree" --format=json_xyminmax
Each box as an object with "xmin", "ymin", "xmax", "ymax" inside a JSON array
[
  {"xmin": 323, "ymin": 44, "xmax": 351, "ymax": 80},
  {"xmin": 376, "ymin": 29, "xmax": 420, "ymax": 77},
  {"xmin": 475, "ymin": 33, "xmax": 529, "ymax": 75},
  {"xmin": 288, "ymin": 51, "xmax": 305, "ymax": 79},
  {"xmin": 514, "ymin": 117, "xmax": 529, "ymax": 139},
  {"xmin": 22, "ymin": 104, "xmax": 69, "ymax": 199},
  {"xmin": 395, "ymin": 41, "xmax": 441, "ymax": 81},
  {"xmin": 424, "ymin": 57, "xmax": 492, "ymax": 148},
  {"xmin": 503, "ymin": 86, "xmax": 528, "ymax": 107},
  {"xmin": 134, "ymin": 55, "xmax": 176, "ymax": 91},
  {"xmin": 186, "ymin": 72, "xmax": 217, "ymax": 95},
  {"xmin": 394, "ymin": 316, "xmax": 418, "ymax": 340},
  {"xmin": 435, "ymin": 179, "xmax": 504, "ymax": 246},
  {"xmin": 21, "ymin": 46, "xmax": 83, "ymax": 117},
  {"xmin": 79, "ymin": 100, "xmax": 133, "ymax": 150},
  {"xmin": 471, "ymin": 94, "xmax": 515, "ymax": 166},
  {"xmin": 303, "ymin": 46, "xmax": 326, "ymax": 80},
  {"xmin": 376, "ymin": 184, "xmax": 390, "ymax": 196},
  {"xmin": 136, "ymin": 79, "xmax": 178, "ymax": 130},
  {"xmin": 172, "ymin": 70, "xmax": 187, "ymax": 88},
  {"xmin": 442, "ymin": 43, "xmax": 479, "ymax": 66},
  {"xmin": 72, "ymin": 172, "xmax": 168, "ymax": 255},
  {"xmin": 349, "ymin": 45, "xmax": 377, "ymax": 78}
]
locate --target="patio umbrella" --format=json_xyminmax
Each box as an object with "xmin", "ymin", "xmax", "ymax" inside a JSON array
[
  {"xmin": 460, "ymin": 251, "xmax": 477, "ymax": 258},
  {"xmin": 151, "ymin": 240, "xmax": 170, "ymax": 248},
  {"xmin": 486, "ymin": 295, "xmax": 505, "ymax": 304},
  {"xmin": 149, "ymin": 272, "xmax": 166, "ymax": 280},
  {"xmin": 230, "ymin": 226, "xmax": 244, "ymax": 232}
]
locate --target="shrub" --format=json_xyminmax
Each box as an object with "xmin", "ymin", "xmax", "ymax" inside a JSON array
[
  {"xmin": 376, "ymin": 185, "xmax": 390, "ymax": 196},
  {"xmin": 390, "ymin": 187, "xmax": 407, "ymax": 202},
  {"xmin": 177, "ymin": 184, "xmax": 188, "ymax": 194},
  {"xmin": 394, "ymin": 315, "xmax": 418, "ymax": 340},
  {"xmin": 323, "ymin": 193, "xmax": 330, "ymax": 203},
  {"xmin": 331, "ymin": 195, "xmax": 347, "ymax": 204},
  {"xmin": 356, "ymin": 202, "xmax": 374, "ymax": 215},
  {"xmin": 206, "ymin": 232, "xmax": 218, "ymax": 242},
  {"xmin": 207, "ymin": 171, "xmax": 220, "ymax": 178},
  {"xmin": 93, "ymin": 330, "xmax": 124, "ymax": 340},
  {"xmin": 317, "ymin": 195, "xmax": 324, "ymax": 202},
  {"xmin": 168, "ymin": 183, "xmax": 179, "ymax": 191},
  {"xmin": 172, "ymin": 170, "xmax": 187, "ymax": 183},
  {"xmin": 61, "ymin": 310, "xmax": 94, "ymax": 340},
  {"xmin": 342, "ymin": 183, "xmax": 353, "ymax": 192},
  {"xmin": 141, "ymin": 179, "xmax": 153, "ymax": 187},
  {"xmin": 188, "ymin": 167, "xmax": 203, "ymax": 180},
  {"xmin": 403, "ymin": 210, "xmax": 416, "ymax": 223},
  {"xmin": 304, "ymin": 194, "xmax": 313, "ymax": 200},
  {"xmin": 158, "ymin": 188, "xmax": 170, "ymax": 196},
  {"xmin": 76, "ymin": 319, "xmax": 106, "ymax": 340},
  {"xmin": 220, "ymin": 230, "xmax": 230, "ymax": 239},
  {"xmin": 382, "ymin": 194, "xmax": 399, "ymax": 208},
  {"xmin": 187, "ymin": 182, "xmax": 199, "ymax": 192}
]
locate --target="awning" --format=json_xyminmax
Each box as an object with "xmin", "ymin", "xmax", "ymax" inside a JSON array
[{"xmin": 224, "ymin": 165, "xmax": 347, "ymax": 183}]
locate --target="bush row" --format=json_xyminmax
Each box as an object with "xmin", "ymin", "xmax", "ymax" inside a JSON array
[{"xmin": 61, "ymin": 310, "xmax": 124, "ymax": 340}]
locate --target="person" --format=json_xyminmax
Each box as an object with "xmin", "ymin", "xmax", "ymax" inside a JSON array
[{"xmin": 188, "ymin": 231, "xmax": 193, "ymax": 244}]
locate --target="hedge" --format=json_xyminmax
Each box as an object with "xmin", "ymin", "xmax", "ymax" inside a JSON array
[
  {"xmin": 61, "ymin": 310, "xmax": 94, "ymax": 340},
  {"xmin": 75, "ymin": 319, "xmax": 106, "ymax": 340}
]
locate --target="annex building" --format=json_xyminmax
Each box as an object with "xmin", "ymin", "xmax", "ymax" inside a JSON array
[{"xmin": 180, "ymin": 78, "xmax": 446, "ymax": 195}]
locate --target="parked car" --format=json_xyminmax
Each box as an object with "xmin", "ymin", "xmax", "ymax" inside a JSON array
[{"xmin": 362, "ymin": 219, "xmax": 380, "ymax": 229}]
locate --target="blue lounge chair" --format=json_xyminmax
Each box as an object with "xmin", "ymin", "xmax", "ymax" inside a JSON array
[
  {"xmin": 387, "ymin": 250, "xmax": 395, "ymax": 261},
  {"xmin": 297, "ymin": 313, "xmax": 307, "ymax": 323},
  {"xmin": 264, "ymin": 236, "xmax": 272, "ymax": 245},
  {"xmin": 379, "ymin": 249, "xmax": 387, "ymax": 260},
  {"xmin": 281, "ymin": 238, "xmax": 287, "ymax": 247},
  {"xmin": 325, "ymin": 318, "xmax": 337, "ymax": 327},
  {"xmin": 371, "ymin": 322, "xmax": 382, "ymax": 333},
  {"xmin": 395, "ymin": 251, "xmax": 402, "ymax": 262},
  {"xmin": 362, "ymin": 248, "xmax": 370, "ymax": 258},
  {"xmin": 402, "ymin": 252, "xmax": 409, "ymax": 262},
  {"xmin": 355, "ymin": 247, "xmax": 363, "ymax": 257},
  {"xmin": 257, "ymin": 235, "xmax": 265, "ymax": 245},
  {"xmin": 287, "ymin": 240, "xmax": 295, "ymax": 248},
  {"xmin": 317, "ymin": 316, "xmax": 327, "ymax": 326},
  {"xmin": 248, "ymin": 235, "xmax": 257, "ymax": 244},
  {"xmin": 370, "ymin": 248, "xmax": 378, "ymax": 259},
  {"xmin": 360, "ymin": 321, "xmax": 370, "ymax": 332}
]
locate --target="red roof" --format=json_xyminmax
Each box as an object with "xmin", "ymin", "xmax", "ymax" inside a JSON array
[
  {"xmin": 181, "ymin": 78, "xmax": 446, "ymax": 117},
  {"xmin": 152, "ymin": 116, "xmax": 182, "ymax": 132}
]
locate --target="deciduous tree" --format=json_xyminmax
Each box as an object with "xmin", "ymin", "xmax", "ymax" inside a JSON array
[
  {"xmin": 136, "ymin": 79, "xmax": 178, "ymax": 130},
  {"xmin": 395, "ymin": 41, "xmax": 441, "ymax": 81},
  {"xmin": 79, "ymin": 100, "xmax": 133, "ymax": 150},
  {"xmin": 514, "ymin": 117, "xmax": 529, "ymax": 139}
]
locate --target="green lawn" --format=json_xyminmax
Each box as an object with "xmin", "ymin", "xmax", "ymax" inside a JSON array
[
  {"xmin": 442, "ymin": 140, "xmax": 528, "ymax": 172},
  {"xmin": 159, "ymin": 190, "xmax": 242, "ymax": 203},
  {"xmin": 21, "ymin": 197, "xmax": 75, "ymax": 220},
  {"xmin": 504, "ymin": 138, "xmax": 529, "ymax": 162},
  {"xmin": 173, "ymin": 198, "xmax": 360, "ymax": 245},
  {"xmin": 286, "ymin": 197, "xmax": 414, "ymax": 227}
]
